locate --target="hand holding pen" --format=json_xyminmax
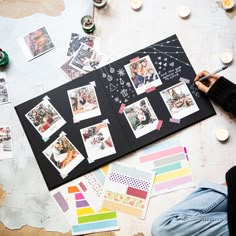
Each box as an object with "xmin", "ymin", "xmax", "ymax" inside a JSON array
[{"xmin": 194, "ymin": 66, "xmax": 228, "ymax": 94}]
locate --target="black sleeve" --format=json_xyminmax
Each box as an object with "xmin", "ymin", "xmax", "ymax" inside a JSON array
[
  {"xmin": 226, "ymin": 167, "xmax": 236, "ymax": 236},
  {"xmin": 207, "ymin": 77, "xmax": 236, "ymax": 117}
]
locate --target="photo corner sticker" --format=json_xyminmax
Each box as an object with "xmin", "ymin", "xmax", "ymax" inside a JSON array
[
  {"xmin": 160, "ymin": 81, "xmax": 199, "ymax": 120},
  {"xmin": 124, "ymin": 55, "xmax": 162, "ymax": 95}
]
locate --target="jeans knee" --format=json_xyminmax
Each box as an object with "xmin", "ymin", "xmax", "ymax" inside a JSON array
[{"xmin": 151, "ymin": 215, "xmax": 171, "ymax": 236}]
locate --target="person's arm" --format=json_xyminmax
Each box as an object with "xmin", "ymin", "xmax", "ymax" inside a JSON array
[{"xmin": 194, "ymin": 70, "xmax": 236, "ymax": 116}]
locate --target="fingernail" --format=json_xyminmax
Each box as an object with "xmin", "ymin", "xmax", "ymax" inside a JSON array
[{"xmin": 195, "ymin": 81, "xmax": 199, "ymax": 86}]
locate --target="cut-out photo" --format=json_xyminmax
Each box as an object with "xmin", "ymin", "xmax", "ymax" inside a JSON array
[
  {"xmin": 67, "ymin": 33, "xmax": 101, "ymax": 56},
  {"xmin": 0, "ymin": 126, "xmax": 13, "ymax": 160},
  {"xmin": 67, "ymin": 83, "xmax": 101, "ymax": 122},
  {"xmin": 160, "ymin": 82, "xmax": 199, "ymax": 119},
  {"xmin": 124, "ymin": 55, "xmax": 162, "ymax": 95},
  {"xmin": 124, "ymin": 97, "xmax": 159, "ymax": 138},
  {"xmin": 43, "ymin": 135, "xmax": 84, "ymax": 176},
  {"xmin": 18, "ymin": 26, "xmax": 55, "ymax": 61},
  {"xmin": 25, "ymin": 99, "xmax": 66, "ymax": 138},
  {"xmin": 60, "ymin": 57, "xmax": 85, "ymax": 80},
  {"xmin": 70, "ymin": 43, "xmax": 107, "ymax": 73},
  {"xmin": 0, "ymin": 73, "xmax": 10, "ymax": 105},
  {"xmin": 81, "ymin": 122, "xmax": 116, "ymax": 161}
]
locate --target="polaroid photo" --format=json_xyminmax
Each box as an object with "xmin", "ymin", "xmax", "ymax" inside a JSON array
[
  {"xmin": 0, "ymin": 72, "xmax": 10, "ymax": 105},
  {"xmin": 0, "ymin": 126, "xmax": 13, "ymax": 160},
  {"xmin": 80, "ymin": 122, "xmax": 116, "ymax": 161},
  {"xmin": 123, "ymin": 97, "xmax": 159, "ymax": 138},
  {"xmin": 67, "ymin": 83, "xmax": 101, "ymax": 123},
  {"xmin": 124, "ymin": 55, "xmax": 162, "ymax": 95},
  {"xmin": 43, "ymin": 135, "xmax": 84, "ymax": 176},
  {"xmin": 60, "ymin": 57, "xmax": 86, "ymax": 80},
  {"xmin": 25, "ymin": 99, "xmax": 66, "ymax": 139},
  {"xmin": 160, "ymin": 81, "xmax": 199, "ymax": 120},
  {"xmin": 18, "ymin": 26, "xmax": 55, "ymax": 61},
  {"xmin": 67, "ymin": 33, "xmax": 101, "ymax": 57},
  {"xmin": 70, "ymin": 43, "xmax": 108, "ymax": 73}
]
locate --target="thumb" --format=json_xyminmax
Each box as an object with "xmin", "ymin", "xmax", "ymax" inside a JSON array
[{"xmin": 195, "ymin": 81, "xmax": 209, "ymax": 94}]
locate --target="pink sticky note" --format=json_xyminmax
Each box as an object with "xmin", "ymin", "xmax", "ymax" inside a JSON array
[
  {"xmin": 130, "ymin": 57, "xmax": 140, "ymax": 63},
  {"xmin": 146, "ymin": 86, "xmax": 156, "ymax": 93},
  {"xmin": 119, "ymin": 103, "xmax": 126, "ymax": 114},
  {"xmin": 156, "ymin": 120, "xmax": 163, "ymax": 130}
]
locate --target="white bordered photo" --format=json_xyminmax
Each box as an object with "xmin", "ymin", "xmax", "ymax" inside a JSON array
[
  {"xmin": 17, "ymin": 26, "xmax": 55, "ymax": 61},
  {"xmin": 67, "ymin": 33, "xmax": 101, "ymax": 57},
  {"xmin": 123, "ymin": 97, "xmax": 159, "ymax": 138},
  {"xmin": 0, "ymin": 125, "xmax": 13, "ymax": 160},
  {"xmin": 70, "ymin": 43, "xmax": 108, "ymax": 73},
  {"xmin": 0, "ymin": 72, "xmax": 10, "ymax": 105},
  {"xmin": 80, "ymin": 122, "xmax": 116, "ymax": 161},
  {"xmin": 124, "ymin": 55, "xmax": 162, "ymax": 95},
  {"xmin": 43, "ymin": 134, "xmax": 84, "ymax": 176},
  {"xmin": 160, "ymin": 81, "xmax": 199, "ymax": 119},
  {"xmin": 67, "ymin": 83, "xmax": 101, "ymax": 123},
  {"xmin": 60, "ymin": 56, "xmax": 86, "ymax": 81},
  {"xmin": 25, "ymin": 99, "xmax": 66, "ymax": 139}
]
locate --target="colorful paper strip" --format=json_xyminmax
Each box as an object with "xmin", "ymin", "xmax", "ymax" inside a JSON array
[
  {"xmin": 78, "ymin": 211, "xmax": 117, "ymax": 224},
  {"xmin": 126, "ymin": 187, "xmax": 148, "ymax": 199}
]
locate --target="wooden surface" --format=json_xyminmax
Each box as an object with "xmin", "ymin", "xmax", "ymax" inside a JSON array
[{"xmin": 1, "ymin": 0, "xmax": 236, "ymax": 235}]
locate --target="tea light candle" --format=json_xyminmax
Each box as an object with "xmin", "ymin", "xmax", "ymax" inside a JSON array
[
  {"xmin": 131, "ymin": 0, "xmax": 143, "ymax": 11},
  {"xmin": 215, "ymin": 128, "xmax": 229, "ymax": 141},
  {"xmin": 177, "ymin": 6, "xmax": 191, "ymax": 18},
  {"xmin": 220, "ymin": 51, "xmax": 233, "ymax": 64},
  {"xmin": 222, "ymin": 0, "xmax": 235, "ymax": 10}
]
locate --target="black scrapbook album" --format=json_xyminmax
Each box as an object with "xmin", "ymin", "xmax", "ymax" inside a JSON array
[{"xmin": 15, "ymin": 35, "xmax": 216, "ymax": 191}]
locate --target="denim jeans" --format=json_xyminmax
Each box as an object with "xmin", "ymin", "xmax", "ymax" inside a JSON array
[{"xmin": 151, "ymin": 181, "xmax": 229, "ymax": 236}]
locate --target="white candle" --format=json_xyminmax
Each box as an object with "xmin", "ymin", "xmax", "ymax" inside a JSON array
[
  {"xmin": 220, "ymin": 51, "xmax": 233, "ymax": 64},
  {"xmin": 177, "ymin": 6, "xmax": 191, "ymax": 18},
  {"xmin": 215, "ymin": 128, "xmax": 229, "ymax": 141}
]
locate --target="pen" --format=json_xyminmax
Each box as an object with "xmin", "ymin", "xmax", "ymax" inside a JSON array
[{"xmin": 199, "ymin": 65, "xmax": 228, "ymax": 82}]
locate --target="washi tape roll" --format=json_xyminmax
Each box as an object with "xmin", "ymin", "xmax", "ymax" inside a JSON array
[
  {"xmin": 93, "ymin": 0, "xmax": 107, "ymax": 8},
  {"xmin": 81, "ymin": 15, "xmax": 96, "ymax": 34},
  {"xmin": 0, "ymin": 49, "xmax": 9, "ymax": 67}
]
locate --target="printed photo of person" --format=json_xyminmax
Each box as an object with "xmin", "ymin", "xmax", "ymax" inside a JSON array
[
  {"xmin": 67, "ymin": 83, "xmax": 101, "ymax": 122},
  {"xmin": 0, "ymin": 126, "xmax": 13, "ymax": 160},
  {"xmin": 160, "ymin": 82, "xmax": 199, "ymax": 119},
  {"xmin": 25, "ymin": 99, "xmax": 66, "ymax": 138},
  {"xmin": 124, "ymin": 97, "xmax": 159, "ymax": 138},
  {"xmin": 124, "ymin": 55, "xmax": 162, "ymax": 95},
  {"xmin": 0, "ymin": 73, "xmax": 10, "ymax": 105},
  {"xmin": 81, "ymin": 122, "xmax": 116, "ymax": 161},
  {"xmin": 43, "ymin": 135, "xmax": 84, "ymax": 176},
  {"xmin": 18, "ymin": 26, "xmax": 55, "ymax": 61}
]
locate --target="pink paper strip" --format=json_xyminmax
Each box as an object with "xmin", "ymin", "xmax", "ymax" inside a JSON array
[
  {"xmin": 146, "ymin": 86, "xmax": 156, "ymax": 93},
  {"xmin": 140, "ymin": 146, "xmax": 183, "ymax": 163},
  {"xmin": 119, "ymin": 103, "xmax": 126, "ymax": 114},
  {"xmin": 183, "ymin": 147, "xmax": 189, "ymax": 161},
  {"xmin": 154, "ymin": 175, "xmax": 193, "ymax": 192},
  {"xmin": 130, "ymin": 57, "xmax": 140, "ymax": 63},
  {"xmin": 156, "ymin": 120, "xmax": 163, "ymax": 130},
  {"xmin": 75, "ymin": 192, "xmax": 84, "ymax": 200}
]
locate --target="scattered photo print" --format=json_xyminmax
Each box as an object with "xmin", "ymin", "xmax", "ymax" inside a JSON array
[
  {"xmin": 18, "ymin": 26, "xmax": 55, "ymax": 61},
  {"xmin": 124, "ymin": 97, "xmax": 159, "ymax": 138},
  {"xmin": 67, "ymin": 33, "xmax": 101, "ymax": 56},
  {"xmin": 81, "ymin": 122, "xmax": 116, "ymax": 161},
  {"xmin": 0, "ymin": 73, "xmax": 10, "ymax": 105},
  {"xmin": 70, "ymin": 43, "xmax": 108, "ymax": 73},
  {"xmin": 43, "ymin": 135, "xmax": 84, "ymax": 176},
  {"xmin": 60, "ymin": 57, "xmax": 85, "ymax": 80},
  {"xmin": 25, "ymin": 99, "xmax": 66, "ymax": 138},
  {"xmin": 0, "ymin": 126, "xmax": 13, "ymax": 160},
  {"xmin": 124, "ymin": 55, "xmax": 162, "ymax": 95},
  {"xmin": 160, "ymin": 82, "xmax": 199, "ymax": 119},
  {"xmin": 67, "ymin": 83, "xmax": 101, "ymax": 122}
]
